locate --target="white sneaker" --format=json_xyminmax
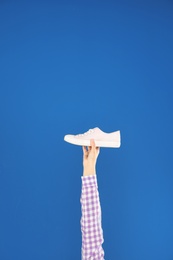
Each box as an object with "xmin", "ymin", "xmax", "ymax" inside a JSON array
[{"xmin": 64, "ymin": 127, "xmax": 121, "ymax": 148}]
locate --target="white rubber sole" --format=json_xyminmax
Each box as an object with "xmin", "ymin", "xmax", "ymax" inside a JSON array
[{"xmin": 64, "ymin": 136, "xmax": 121, "ymax": 148}]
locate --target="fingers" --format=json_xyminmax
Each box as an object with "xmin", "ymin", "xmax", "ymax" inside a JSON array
[
  {"xmin": 82, "ymin": 146, "xmax": 86, "ymax": 152},
  {"xmin": 88, "ymin": 145, "xmax": 92, "ymax": 152},
  {"xmin": 90, "ymin": 139, "xmax": 100, "ymax": 154},
  {"xmin": 96, "ymin": 146, "xmax": 100, "ymax": 153},
  {"xmin": 83, "ymin": 139, "xmax": 100, "ymax": 156},
  {"xmin": 90, "ymin": 139, "xmax": 95, "ymax": 148},
  {"xmin": 82, "ymin": 146, "xmax": 88, "ymax": 158},
  {"xmin": 90, "ymin": 139, "xmax": 100, "ymax": 151}
]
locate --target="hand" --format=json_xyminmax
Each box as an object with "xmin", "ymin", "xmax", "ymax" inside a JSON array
[{"xmin": 82, "ymin": 139, "xmax": 100, "ymax": 176}]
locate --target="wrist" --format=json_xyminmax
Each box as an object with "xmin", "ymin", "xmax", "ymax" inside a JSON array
[{"xmin": 83, "ymin": 167, "xmax": 96, "ymax": 176}]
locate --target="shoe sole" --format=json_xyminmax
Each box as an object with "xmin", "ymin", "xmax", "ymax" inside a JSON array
[{"xmin": 64, "ymin": 136, "xmax": 121, "ymax": 148}]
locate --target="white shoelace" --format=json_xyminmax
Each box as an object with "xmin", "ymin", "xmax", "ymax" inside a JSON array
[{"xmin": 77, "ymin": 129, "xmax": 94, "ymax": 137}]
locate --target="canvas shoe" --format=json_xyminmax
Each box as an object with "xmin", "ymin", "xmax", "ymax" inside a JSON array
[{"xmin": 64, "ymin": 127, "xmax": 121, "ymax": 148}]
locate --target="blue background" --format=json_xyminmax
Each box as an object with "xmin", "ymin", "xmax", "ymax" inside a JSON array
[{"xmin": 0, "ymin": 1, "xmax": 173, "ymax": 259}]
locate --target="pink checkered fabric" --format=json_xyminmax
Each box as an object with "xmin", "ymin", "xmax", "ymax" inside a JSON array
[{"xmin": 80, "ymin": 175, "xmax": 105, "ymax": 260}]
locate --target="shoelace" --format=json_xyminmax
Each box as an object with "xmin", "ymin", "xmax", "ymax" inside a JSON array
[{"xmin": 77, "ymin": 129, "xmax": 94, "ymax": 137}]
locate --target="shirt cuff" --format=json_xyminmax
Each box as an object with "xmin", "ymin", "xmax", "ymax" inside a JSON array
[{"xmin": 81, "ymin": 174, "xmax": 98, "ymax": 188}]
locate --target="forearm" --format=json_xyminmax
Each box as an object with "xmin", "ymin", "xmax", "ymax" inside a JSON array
[
  {"xmin": 80, "ymin": 175, "xmax": 105, "ymax": 260},
  {"xmin": 83, "ymin": 166, "xmax": 96, "ymax": 176}
]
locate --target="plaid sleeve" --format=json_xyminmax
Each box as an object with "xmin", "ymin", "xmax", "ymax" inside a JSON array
[{"xmin": 80, "ymin": 175, "xmax": 105, "ymax": 260}]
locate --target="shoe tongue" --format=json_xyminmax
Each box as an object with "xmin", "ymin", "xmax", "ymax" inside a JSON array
[{"xmin": 93, "ymin": 127, "xmax": 100, "ymax": 132}]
